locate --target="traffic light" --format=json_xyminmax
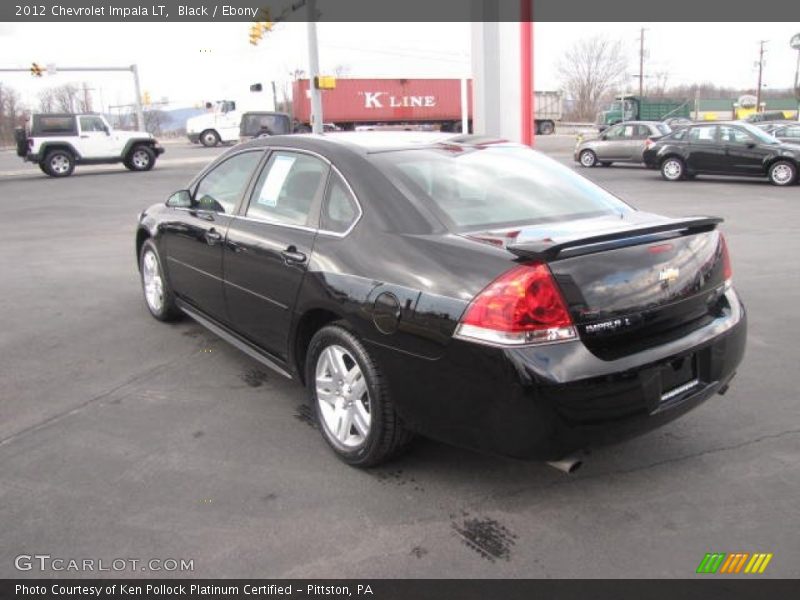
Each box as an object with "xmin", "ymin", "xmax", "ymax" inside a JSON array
[
  {"xmin": 314, "ymin": 76, "xmax": 336, "ymax": 90},
  {"xmin": 248, "ymin": 23, "xmax": 263, "ymax": 46},
  {"xmin": 142, "ymin": 91, "xmax": 151, "ymax": 106},
  {"xmin": 30, "ymin": 62, "xmax": 43, "ymax": 77},
  {"xmin": 248, "ymin": 19, "xmax": 273, "ymax": 46}
]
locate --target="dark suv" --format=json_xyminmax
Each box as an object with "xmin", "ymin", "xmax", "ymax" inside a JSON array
[{"xmin": 643, "ymin": 122, "xmax": 799, "ymax": 186}]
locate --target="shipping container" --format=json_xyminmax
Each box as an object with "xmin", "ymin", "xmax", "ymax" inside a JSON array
[{"xmin": 292, "ymin": 78, "xmax": 564, "ymax": 134}]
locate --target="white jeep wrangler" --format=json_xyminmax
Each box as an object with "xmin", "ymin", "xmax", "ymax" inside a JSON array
[{"xmin": 15, "ymin": 113, "xmax": 165, "ymax": 177}]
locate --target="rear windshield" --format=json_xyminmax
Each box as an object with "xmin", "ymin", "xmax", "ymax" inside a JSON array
[{"xmin": 372, "ymin": 145, "xmax": 632, "ymax": 231}]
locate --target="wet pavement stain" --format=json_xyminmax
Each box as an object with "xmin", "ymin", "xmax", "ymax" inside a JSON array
[
  {"xmin": 451, "ymin": 513, "xmax": 517, "ymax": 562},
  {"xmin": 262, "ymin": 493, "xmax": 278, "ymax": 502},
  {"xmin": 293, "ymin": 404, "xmax": 318, "ymax": 429},
  {"xmin": 192, "ymin": 430, "xmax": 205, "ymax": 438},
  {"xmin": 410, "ymin": 546, "xmax": 428, "ymax": 559},
  {"xmin": 373, "ymin": 469, "xmax": 424, "ymax": 492},
  {"xmin": 241, "ymin": 368, "xmax": 269, "ymax": 387}
]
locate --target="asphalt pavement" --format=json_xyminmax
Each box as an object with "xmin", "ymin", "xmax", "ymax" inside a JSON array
[{"xmin": 1, "ymin": 136, "xmax": 798, "ymax": 578}]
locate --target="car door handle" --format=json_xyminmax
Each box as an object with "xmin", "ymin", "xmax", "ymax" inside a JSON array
[
  {"xmin": 80, "ymin": 135, "xmax": 89, "ymax": 138},
  {"xmin": 281, "ymin": 246, "xmax": 307, "ymax": 264},
  {"xmin": 204, "ymin": 229, "xmax": 223, "ymax": 245}
]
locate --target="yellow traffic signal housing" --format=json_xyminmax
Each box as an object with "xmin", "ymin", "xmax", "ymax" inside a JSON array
[
  {"xmin": 142, "ymin": 91, "xmax": 151, "ymax": 106},
  {"xmin": 30, "ymin": 62, "xmax": 43, "ymax": 77},
  {"xmin": 314, "ymin": 76, "xmax": 336, "ymax": 90},
  {"xmin": 249, "ymin": 23, "xmax": 263, "ymax": 46}
]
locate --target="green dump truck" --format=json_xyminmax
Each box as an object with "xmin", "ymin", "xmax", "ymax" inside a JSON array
[{"xmin": 595, "ymin": 95, "xmax": 691, "ymax": 130}]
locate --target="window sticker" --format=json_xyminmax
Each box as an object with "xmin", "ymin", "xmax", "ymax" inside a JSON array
[{"xmin": 258, "ymin": 155, "xmax": 296, "ymax": 207}]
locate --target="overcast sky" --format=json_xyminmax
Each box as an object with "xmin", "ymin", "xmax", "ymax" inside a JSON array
[{"xmin": 1, "ymin": 21, "xmax": 798, "ymax": 110}]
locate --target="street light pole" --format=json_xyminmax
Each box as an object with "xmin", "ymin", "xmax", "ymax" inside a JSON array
[
  {"xmin": 792, "ymin": 33, "xmax": 800, "ymax": 122},
  {"xmin": 755, "ymin": 40, "xmax": 767, "ymax": 113},
  {"xmin": 306, "ymin": 0, "xmax": 323, "ymax": 135}
]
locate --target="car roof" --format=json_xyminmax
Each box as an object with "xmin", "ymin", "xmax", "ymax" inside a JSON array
[{"xmin": 238, "ymin": 131, "xmax": 514, "ymax": 155}]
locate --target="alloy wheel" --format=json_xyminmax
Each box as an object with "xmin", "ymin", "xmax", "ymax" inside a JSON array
[
  {"xmin": 580, "ymin": 151, "xmax": 596, "ymax": 167},
  {"xmin": 663, "ymin": 159, "xmax": 682, "ymax": 180},
  {"xmin": 142, "ymin": 250, "xmax": 164, "ymax": 313},
  {"xmin": 771, "ymin": 163, "xmax": 793, "ymax": 185},
  {"xmin": 315, "ymin": 344, "xmax": 371, "ymax": 449}
]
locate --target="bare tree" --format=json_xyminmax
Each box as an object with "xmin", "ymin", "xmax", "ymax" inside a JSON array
[
  {"xmin": 558, "ymin": 36, "xmax": 628, "ymax": 121},
  {"xmin": 649, "ymin": 71, "xmax": 670, "ymax": 97},
  {"xmin": 332, "ymin": 64, "xmax": 351, "ymax": 78},
  {"xmin": 0, "ymin": 83, "xmax": 26, "ymax": 145},
  {"xmin": 38, "ymin": 88, "xmax": 56, "ymax": 113},
  {"xmin": 144, "ymin": 109, "xmax": 169, "ymax": 135}
]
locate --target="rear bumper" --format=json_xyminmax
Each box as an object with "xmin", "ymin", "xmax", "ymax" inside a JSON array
[
  {"xmin": 153, "ymin": 143, "xmax": 165, "ymax": 156},
  {"xmin": 373, "ymin": 287, "xmax": 746, "ymax": 460}
]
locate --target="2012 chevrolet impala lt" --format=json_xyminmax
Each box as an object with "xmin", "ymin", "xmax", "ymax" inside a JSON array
[{"xmin": 135, "ymin": 133, "xmax": 746, "ymax": 467}]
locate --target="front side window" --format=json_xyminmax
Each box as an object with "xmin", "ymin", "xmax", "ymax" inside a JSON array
[
  {"xmin": 246, "ymin": 152, "xmax": 328, "ymax": 227},
  {"xmin": 79, "ymin": 116, "xmax": 106, "ymax": 132},
  {"xmin": 719, "ymin": 126, "xmax": 754, "ymax": 145},
  {"xmin": 194, "ymin": 151, "xmax": 263, "ymax": 214},
  {"xmin": 373, "ymin": 145, "xmax": 632, "ymax": 231}
]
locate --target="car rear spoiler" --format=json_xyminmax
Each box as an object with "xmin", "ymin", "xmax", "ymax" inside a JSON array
[{"xmin": 507, "ymin": 216, "xmax": 723, "ymax": 262}]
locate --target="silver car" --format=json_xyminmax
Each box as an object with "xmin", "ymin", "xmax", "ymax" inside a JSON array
[{"xmin": 574, "ymin": 121, "xmax": 672, "ymax": 167}]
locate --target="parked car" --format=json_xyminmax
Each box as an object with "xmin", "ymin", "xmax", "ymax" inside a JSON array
[
  {"xmin": 643, "ymin": 122, "xmax": 799, "ymax": 186},
  {"xmin": 575, "ymin": 121, "xmax": 671, "ymax": 167},
  {"xmin": 745, "ymin": 111, "xmax": 791, "ymax": 124},
  {"xmin": 136, "ymin": 133, "xmax": 746, "ymax": 468},
  {"xmin": 663, "ymin": 117, "xmax": 693, "ymax": 129},
  {"xmin": 15, "ymin": 113, "xmax": 164, "ymax": 177},
  {"xmin": 757, "ymin": 123, "xmax": 800, "ymax": 146}
]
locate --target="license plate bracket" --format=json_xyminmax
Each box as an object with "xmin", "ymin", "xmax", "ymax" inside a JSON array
[{"xmin": 660, "ymin": 353, "xmax": 699, "ymax": 403}]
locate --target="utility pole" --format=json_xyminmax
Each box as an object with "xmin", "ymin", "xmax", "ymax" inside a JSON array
[
  {"xmin": 306, "ymin": 0, "xmax": 323, "ymax": 135},
  {"xmin": 638, "ymin": 27, "xmax": 647, "ymax": 98},
  {"xmin": 756, "ymin": 40, "xmax": 768, "ymax": 113}
]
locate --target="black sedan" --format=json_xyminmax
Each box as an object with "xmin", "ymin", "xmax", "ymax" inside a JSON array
[
  {"xmin": 643, "ymin": 122, "xmax": 799, "ymax": 185},
  {"xmin": 136, "ymin": 133, "xmax": 746, "ymax": 468}
]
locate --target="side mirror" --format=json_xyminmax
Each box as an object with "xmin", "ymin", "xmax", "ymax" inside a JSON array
[
  {"xmin": 103, "ymin": 125, "xmax": 110, "ymax": 135},
  {"xmin": 166, "ymin": 189, "xmax": 192, "ymax": 208}
]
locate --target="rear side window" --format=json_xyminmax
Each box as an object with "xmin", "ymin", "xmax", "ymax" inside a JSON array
[
  {"xmin": 246, "ymin": 151, "xmax": 328, "ymax": 227},
  {"xmin": 373, "ymin": 146, "xmax": 632, "ymax": 231},
  {"xmin": 321, "ymin": 172, "xmax": 359, "ymax": 234},
  {"xmin": 36, "ymin": 116, "xmax": 75, "ymax": 135},
  {"xmin": 688, "ymin": 127, "xmax": 717, "ymax": 143}
]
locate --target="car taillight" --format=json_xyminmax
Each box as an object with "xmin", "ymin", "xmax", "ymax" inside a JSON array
[
  {"xmin": 455, "ymin": 263, "xmax": 577, "ymax": 346},
  {"xmin": 720, "ymin": 233, "xmax": 733, "ymax": 283},
  {"xmin": 644, "ymin": 137, "xmax": 654, "ymax": 149}
]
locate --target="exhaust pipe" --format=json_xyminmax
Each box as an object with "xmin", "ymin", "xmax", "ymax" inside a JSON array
[{"xmin": 546, "ymin": 455, "xmax": 583, "ymax": 474}]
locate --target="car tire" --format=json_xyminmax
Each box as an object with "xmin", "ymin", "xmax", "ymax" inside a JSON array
[
  {"xmin": 139, "ymin": 239, "xmax": 182, "ymax": 322},
  {"xmin": 38, "ymin": 163, "xmax": 49, "ymax": 174},
  {"xmin": 660, "ymin": 157, "xmax": 686, "ymax": 181},
  {"xmin": 295, "ymin": 125, "xmax": 312, "ymax": 134},
  {"xmin": 579, "ymin": 149, "xmax": 598, "ymax": 168},
  {"xmin": 538, "ymin": 121, "xmax": 555, "ymax": 135},
  {"xmin": 306, "ymin": 324, "xmax": 414, "ymax": 467},
  {"xmin": 125, "ymin": 145, "xmax": 156, "ymax": 171},
  {"xmin": 768, "ymin": 160, "xmax": 797, "ymax": 186},
  {"xmin": 42, "ymin": 149, "xmax": 75, "ymax": 177},
  {"xmin": 199, "ymin": 129, "xmax": 220, "ymax": 147}
]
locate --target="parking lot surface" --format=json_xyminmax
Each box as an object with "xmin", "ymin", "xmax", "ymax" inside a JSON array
[{"xmin": 1, "ymin": 138, "xmax": 798, "ymax": 578}]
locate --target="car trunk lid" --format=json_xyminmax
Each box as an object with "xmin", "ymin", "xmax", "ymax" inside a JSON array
[{"xmin": 465, "ymin": 212, "xmax": 729, "ymax": 359}]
